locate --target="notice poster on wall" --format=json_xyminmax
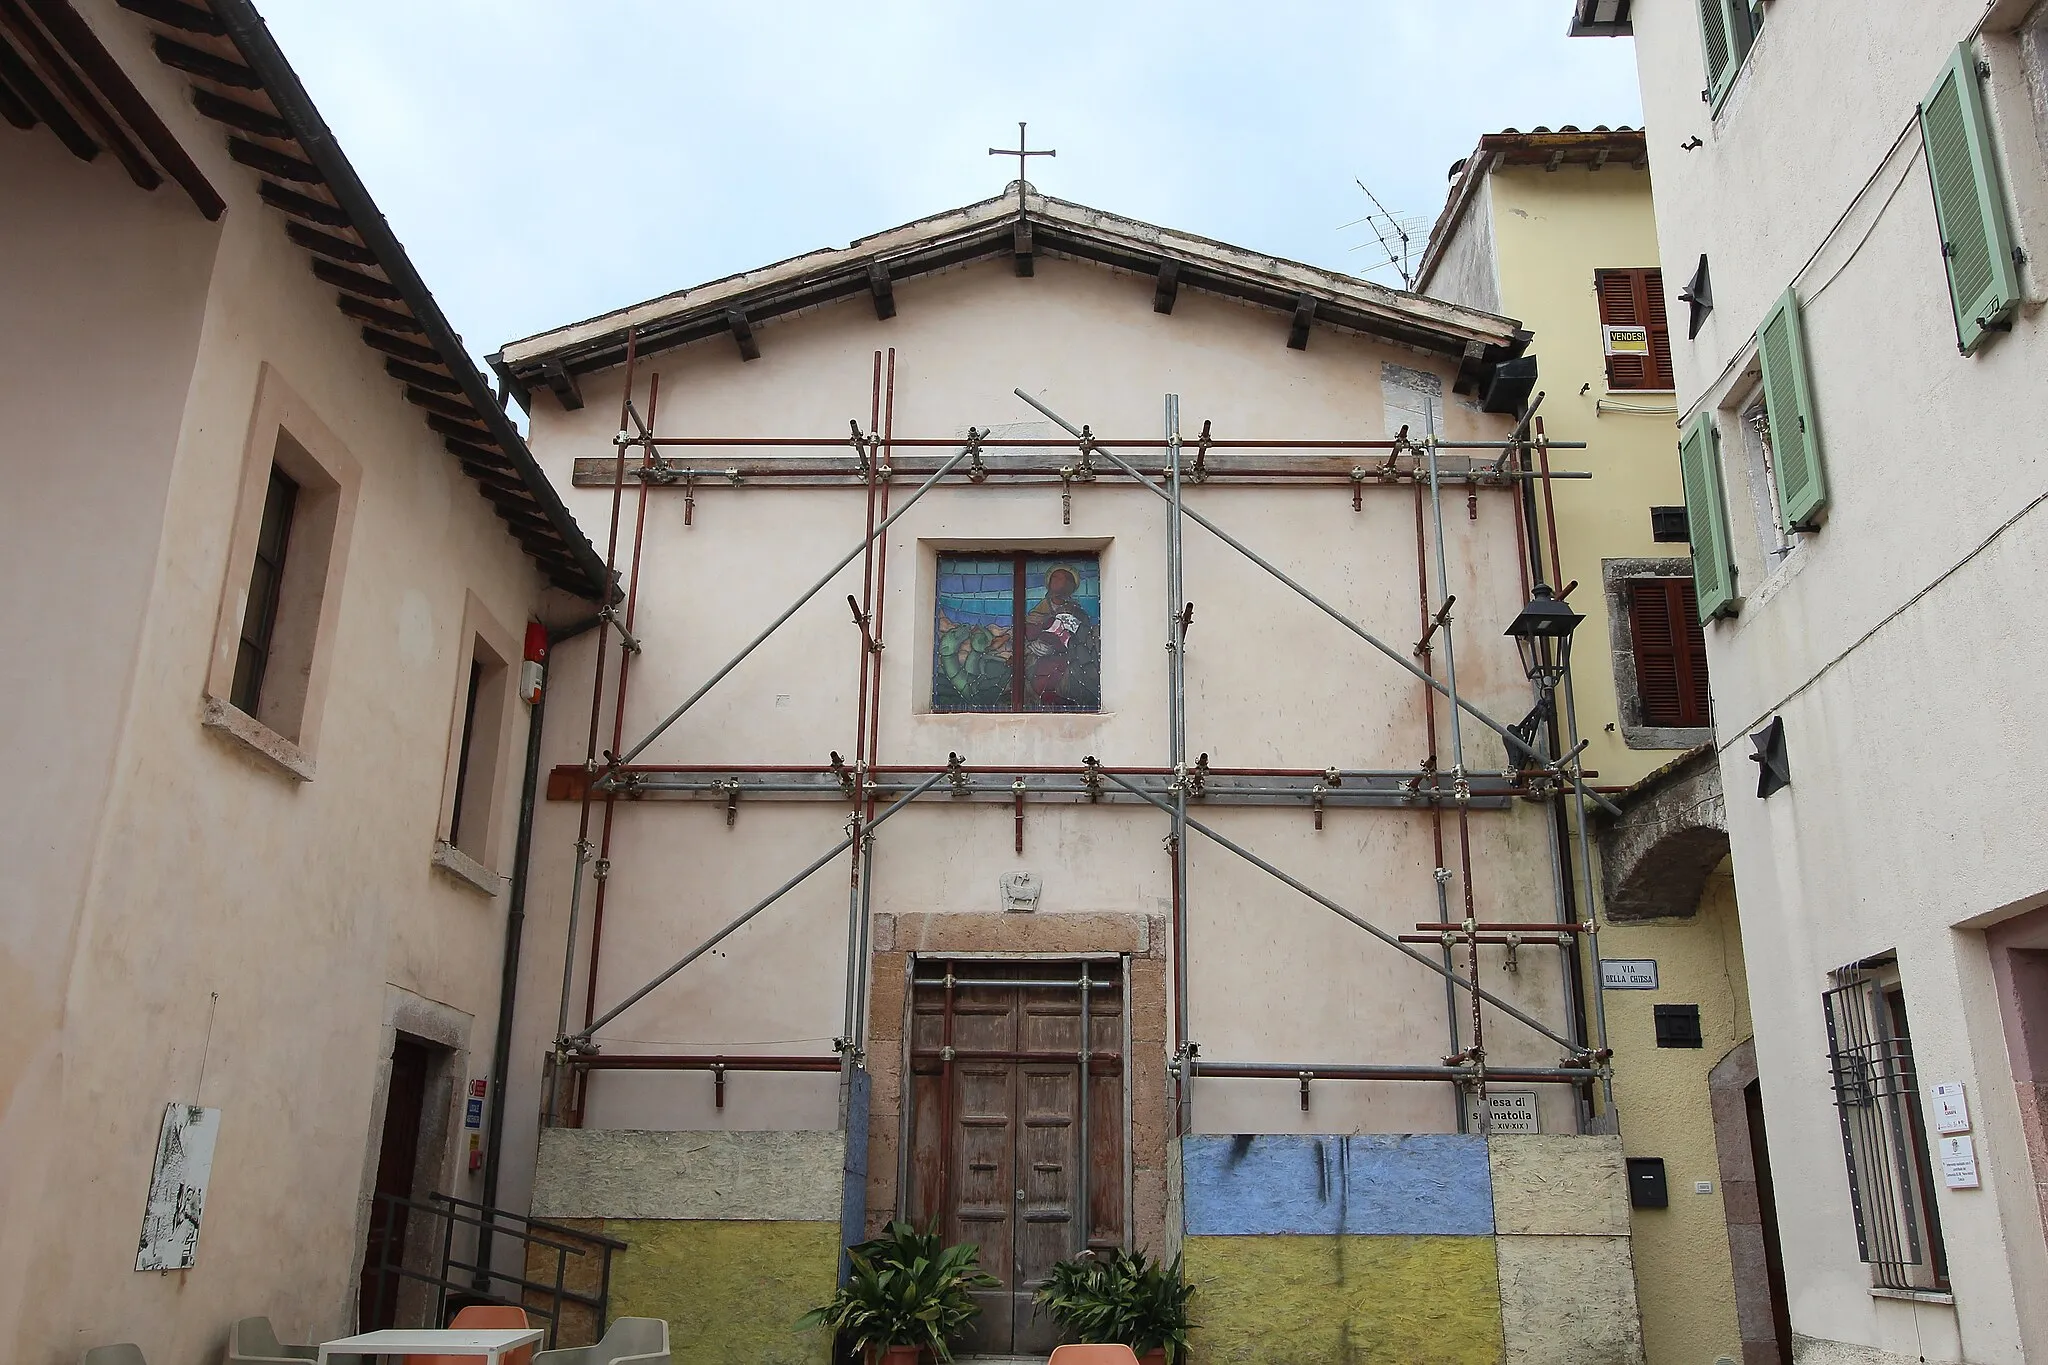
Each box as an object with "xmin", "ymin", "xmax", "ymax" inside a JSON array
[
  {"xmin": 1603, "ymin": 323, "xmax": 1651, "ymax": 356},
  {"xmin": 136, "ymin": 1102, "xmax": 220, "ymax": 1271}
]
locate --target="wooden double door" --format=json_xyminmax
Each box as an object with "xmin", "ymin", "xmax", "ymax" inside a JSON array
[{"xmin": 903, "ymin": 958, "xmax": 1127, "ymax": 1356}]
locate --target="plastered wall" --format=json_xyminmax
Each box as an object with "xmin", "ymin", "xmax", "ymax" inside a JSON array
[
  {"xmin": 501, "ymin": 253, "xmax": 1594, "ymax": 1225},
  {"xmin": 1, "ymin": 4, "xmax": 567, "ymax": 1360},
  {"xmin": 1627, "ymin": 0, "xmax": 2048, "ymax": 1358}
]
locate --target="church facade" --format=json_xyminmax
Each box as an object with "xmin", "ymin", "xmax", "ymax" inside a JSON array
[{"xmin": 496, "ymin": 189, "xmax": 1646, "ymax": 1363}]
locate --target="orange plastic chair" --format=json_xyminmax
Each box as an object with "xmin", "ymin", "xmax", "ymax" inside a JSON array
[
  {"xmin": 414, "ymin": 1304, "xmax": 534, "ymax": 1365},
  {"xmin": 1047, "ymin": 1348, "xmax": 1141, "ymax": 1364}
]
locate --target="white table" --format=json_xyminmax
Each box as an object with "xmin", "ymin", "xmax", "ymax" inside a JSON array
[{"xmin": 315, "ymin": 1327, "xmax": 544, "ymax": 1363}]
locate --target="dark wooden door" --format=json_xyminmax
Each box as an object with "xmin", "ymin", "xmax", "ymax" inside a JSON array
[
  {"xmin": 360, "ymin": 1037, "xmax": 431, "ymax": 1330},
  {"xmin": 905, "ymin": 960, "xmax": 1123, "ymax": 1356}
]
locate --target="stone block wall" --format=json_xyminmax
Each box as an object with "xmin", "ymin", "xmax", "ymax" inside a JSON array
[
  {"xmin": 1180, "ymin": 1132, "xmax": 1644, "ymax": 1365},
  {"xmin": 529, "ymin": 1128, "xmax": 843, "ymax": 1364}
]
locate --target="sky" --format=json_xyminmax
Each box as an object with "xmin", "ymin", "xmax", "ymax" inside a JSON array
[{"xmin": 256, "ymin": 1, "xmax": 1643, "ymax": 374}]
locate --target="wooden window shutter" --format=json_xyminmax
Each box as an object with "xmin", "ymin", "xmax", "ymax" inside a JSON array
[
  {"xmin": 1757, "ymin": 287, "xmax": 1828, "ymax": 531},
  {"xmin": 1630, "ymin": 578, "xmax": 1712, "ymax": 728},
  {"xmin": 1598, "ymin": 269, "xmax": 1671, "ymax": 390},
  {"xmin": 1921, "ymin": 44, "xmax": 2020, "ymax": 354},
  {"xmin": 1696, "ymin": 0, "xmax": 1735, "ymax": 103},
  {"xmin": 1678, "ymin": 413, "xmax": 1739, "ymax": 620}
]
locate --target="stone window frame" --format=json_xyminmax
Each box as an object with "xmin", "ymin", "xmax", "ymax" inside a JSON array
[
  {"xmin": 201, "ymin": 364, "xmax": 361, "ymax": 781},
  {"xmin": 430, "ymin": 592, "xmax": 520, "ymax": 896},
  {"xmin": 1602, "ymin": 557, "xmax": 1715, "ymax": 751}
]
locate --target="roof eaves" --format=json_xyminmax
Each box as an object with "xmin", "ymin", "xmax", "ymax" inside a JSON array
[
  {"xmin": 500, "ymin": 191, "xmax": 1520, "ymax": 388},
  {"xmin": 140, "ymin": 0, "xmax": 610, "ymax": 600}
]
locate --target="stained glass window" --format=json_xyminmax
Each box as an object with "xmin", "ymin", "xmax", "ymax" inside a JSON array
[{"xmin": 933, "ymin": 553, "xmax": 1101, "ymax": 712}]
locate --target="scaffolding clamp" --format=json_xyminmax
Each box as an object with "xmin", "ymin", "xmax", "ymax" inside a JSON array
[
  {"xmin": 1350, "ymin": 467, "xmax": 1367, "ymax": 511},
  {"xmin": 1059, "ymin": 466, "xmax": 1075, "ymax": 525},
  {"xmin": 1414, "ymin": 595, "xmax": 1454, "ymax": 657},
  {"xmin": 1379, "ymin": 426, "xmax": 1409, "ymax": 481},
  {"xmin": 638, "ymin": 451, "xmax": 683, "ymax": 485},
  {"xmin": 1311, "ymin": 784, "xmax": 1326, "ymax": 831},
  {"xmin": 1074, "ymin": 424, "xmax": 1100, "ymax": 478},
  {"xmin": 592, "ymin": 858, "xmax": 610, "ymax": 881},
  {"xmin": 1191, "ymin": 420, "xmax": 1212, "ymax": 482},
  {"xmin": 1082, "ymin": 755, "xmax": 1104, "ymax": 803},
  {"xmin": 598, "ymin": 604, "xmax": 642, "ymax": 655},
  {"xmin": 1299, "ymin": 1071, "xmax": 1313, "ymax": 1111},
  {"xmin": 962, "ymin": 427, "xmax": 989, "ymax": 483},
  {"xmin": 847, "ymin": 420, "xmax": 871, "ymax": 477},
  {"xmin": 947, "ymin": 751, "xmax": 970, "ymax": 795},
  {"xmin": 720, "ymin": 778, "xmax": 741, "ymax": 827},
  {"xmin": 1503, "ymin": 933, "xmax": 1522, "ymax": 974},
  {"xmin": 829, "ymin": 751, "xmax": 856, "ymax": 798},
  {"xmin": 846, "ymin": 595, "xmax": 883, "ymax": 653},
  {"xmin": 1178, "ymin": 602, "xmax": 1195, "ymax": 646}
]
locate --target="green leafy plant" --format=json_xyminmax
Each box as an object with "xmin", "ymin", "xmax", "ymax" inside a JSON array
[
  {"xmin": 1034, "ymin": 1248, "xmax": 1196, "ymax": 1362},
  {"xmin": 798, "ymin": 1222, "xmax": 997, "ymax": 1361}
]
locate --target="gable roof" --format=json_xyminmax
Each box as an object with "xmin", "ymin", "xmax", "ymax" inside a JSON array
[
  {"xmin": 80, "ymin": 0, "xmax": 609, "ymax": 599},
  {"xmin": 1415, "ymin": 127, "xmax": 1648, "ymax": 296},
  {"xmin": 494, "ymin": 190, "xmax": 1529, "ymax": 407}
]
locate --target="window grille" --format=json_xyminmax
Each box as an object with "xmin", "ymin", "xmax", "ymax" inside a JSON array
[{"xmin": 1822, "ymin": 967, "xmax": 1949, "ymax": 1290}]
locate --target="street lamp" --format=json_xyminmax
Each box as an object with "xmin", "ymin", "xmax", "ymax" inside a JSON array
[
  {"xmin": 1503, "ymin": 583, "xmax": 1584, "ymax": 689},
  {"xmin": 1503, "ymin": 585, "xmax": 1584, "ymax": 755}
]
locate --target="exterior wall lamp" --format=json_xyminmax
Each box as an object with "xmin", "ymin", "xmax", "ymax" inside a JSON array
[{"xmin": 1504, "ymin": 583, "xmax": 1585, "ymax": 690}]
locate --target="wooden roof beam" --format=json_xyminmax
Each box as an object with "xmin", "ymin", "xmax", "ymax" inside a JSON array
[
  {"xmin": 1012, "ymin": 218, "xmax": 1034, "ymax": 277},
  {"xmin": 542, "ymin": 359, "xmax": 583, "ymax": 411},
  {"xmin": 867, "ymin": 259, "xmax": 895, "ymax": 320},
  {"xmin": 0, "ymin": 0, "xmax": 158, "ymax": 189},
  {"xmin": 288, "ymin": 220, "xmax": 376, "ymax": 265},
  {"xmin": 228, "ymin": 134, "xmax": 316, "ymax": 182},
  {"xmin": 389, "ymin": 357, "xmax": 461, "ymax": 394},
  {"xmin": 150, "ymin": 34, "xmax": 256, "ymax": 88},
  {"xmin": 725, "ymin": 308, "xmax": 759, "ymax": 362},
  {"xmin": 115, "ymin": 0, "xmax": 225, "ymax": 36},
  {"xmin": 0, "ymin": 33, "xmax": 95, "ymax": 159},
  {"xmin": 314, "ymin": 258, "xmax": 401, "ymax": 301},
  {"xmin": 336, "ymin": 293, "xmax": 420, "ymax": 334},
  {"xmin": 192, "ymin": 87, "xmax": 288, "ymax": 139},
  {"xmin": 1153, "ymin": 260, "xmax": 1180, "ymax": 315},
  {"xmin": 260, "ymin": 178, "xmax": 347, "ymax": 226},
  {"xmin": 1287, "ymin": 293, "xmax": 1315, "ymax": 351}
]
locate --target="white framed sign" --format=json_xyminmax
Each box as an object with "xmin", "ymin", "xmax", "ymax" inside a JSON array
[
  {"xmin": 137, "ymin": 1103, "xmax": 220, "ymax": 1271},
  {"xmin": 1603, "ymin": 324, "xmax": 1651, "ymax": 356},
  {"xmin": 1470, "ymin": 1090, "xmax": 1541, "ymax": 1134},
  {"xmin": 1931, "ymin": 1082, "xmax": 1970, "ymax": 1135},
  {"xmin": 1601, "ymin": 958, "xmax": 1659, "ymax": 990},
  {"xmin": 1939, "ymin": 1135, "xmax": 1980, "ymax": 1190}
]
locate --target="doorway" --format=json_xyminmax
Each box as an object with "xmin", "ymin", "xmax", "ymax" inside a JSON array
[
  {"xmin": 360, "ymin": 1036, "xmax": 432, "ymax": 1330},
  {"xmin": 901, "ymin": 958, "xmax": 1127, "ymax": 1356}
]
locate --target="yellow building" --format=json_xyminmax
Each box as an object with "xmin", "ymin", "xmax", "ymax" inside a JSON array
[{"xmin": 1422, "ymin": 129, "xmax": 1782, "ymax": 1365}]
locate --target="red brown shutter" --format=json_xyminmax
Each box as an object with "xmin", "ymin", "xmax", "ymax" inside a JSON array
[
  {"xmin": 1598, "ymin": 268, "xmax": 1673, "ymax": 391},
  {"xmin": 1630, "ymin": 578, "xmax": 1712, "ymax": 727},
  {"xmin": 1644, "ymin": 269, "xmax": 1674, "ymax": 389}
]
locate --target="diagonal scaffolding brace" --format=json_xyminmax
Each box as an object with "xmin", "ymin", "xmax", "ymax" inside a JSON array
[
  {"xmin": 1013, "ymin": 389, "xmax": 1621, "ymax": 819},
  {"xmin": 612, "ymin": 437, "xmax": 982, "ymax": 768},
  {"xmin": 1093, "ymin": 767, "xmax": 1585, "ymax": 1056},
  {"xmin": 569, "ymin": 767, "xmax": 955, "ymax": 1045}
]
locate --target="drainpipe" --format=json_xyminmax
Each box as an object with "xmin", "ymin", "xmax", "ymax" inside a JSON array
[{"xmin": 478, "ymin": 614, "xmax": 599, "ymax": 1279}]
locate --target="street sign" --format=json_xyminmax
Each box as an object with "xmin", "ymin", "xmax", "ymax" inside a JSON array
[{"xmin": 1601, "ymin": 958, "xmax": 1659, "ymax": 990}]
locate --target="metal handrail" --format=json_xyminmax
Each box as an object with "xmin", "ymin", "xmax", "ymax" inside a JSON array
[{"xmin": 365, "ymin": 1190, "xmax": 621, "ymax": 1349}]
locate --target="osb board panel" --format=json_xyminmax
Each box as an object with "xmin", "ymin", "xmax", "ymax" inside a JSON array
[
  {"xmin": 1486, "ymin": 1134, "xmax": 1629, "ymax": 1236},
  {"xmin": 520, "ymin": 1216, "xmax": 605, "ymax": 1347},
  {"xmin": 607, "ymin": 1219, "xmax": 836, "ymax": 1365},
  {"xmin": 532, "ymin": 1128, "xmax": 845, "ymax": 1221},
  {"xmin": 1183, "ymin": 1134, "xmax": 1494, "ymax": 1236},
  {"xmin": 1183, "ymin": 1234, "xmax": 1504, "ymax": 1364},
  {"xmin": 1496, "ymin": 1234, "xmax": 1644, "ymax": 1365}
]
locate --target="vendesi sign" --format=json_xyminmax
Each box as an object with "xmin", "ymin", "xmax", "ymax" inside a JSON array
[
  {"xmin": 1600, "ymin": 958, "xmax": 1659, "ymax": 990},
  {"xmin": 1602, "ymin": 323, "xmax": 1650, "ymax": 356}
]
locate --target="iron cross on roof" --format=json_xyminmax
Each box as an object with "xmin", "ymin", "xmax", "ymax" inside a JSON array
[{"xmin": 989, "ymin": 121, "xmax": 1054, "ymax": 210}]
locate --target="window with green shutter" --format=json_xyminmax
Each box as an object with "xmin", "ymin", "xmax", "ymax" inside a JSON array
[
  {"xmin": 1921, "ymin": 43, "xmax": 2020, "ymax": 354},
  {"xmin": 1757, "ymin": 287, "xmax": 1827, "ymax": 532},
  {"xmin": 1697, "ymin": 0, "xmax": 1762, "ymax": 110},
  {"xmin": 1678, "ymin": 414, "xmax": 1739, "ymax": 621}
]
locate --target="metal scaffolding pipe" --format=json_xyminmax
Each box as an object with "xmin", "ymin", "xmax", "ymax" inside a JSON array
[
  {"xmin": 569, "ymin": 1054, "xmax": 841, "ymax": 1073},
  {"xmin": 1093, "ymin": 768, "xmax": 1581, "ymax": 1054},
  {"xmin": 616, "ymin": 436, "xmax": 978, "ymax": 765},
  {"xmin": 1188, "ymin": 1060, "xmax": 1592, "ymax": 1085},
  {"xmin": 1012, "ymin": 390, "xmax": 1619, "ymax": 816},
  {"xmin": 620, "ymin": 434, "xmax": 1590, "ymax": 451},
  {"xmin": 1165, "ymin": 393, "xmax": 1193, "ymax": 1134},
  {"xmin": 572, "ymin": 768, "xmax": 953, "ymax": 1041}
]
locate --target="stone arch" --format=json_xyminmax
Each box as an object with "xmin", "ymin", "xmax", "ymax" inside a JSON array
[{"xmin": 1597, "ymin": 746, "xmax": 1728, "ymax": 922}]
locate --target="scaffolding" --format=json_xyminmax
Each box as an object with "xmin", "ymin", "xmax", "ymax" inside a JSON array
[{"xmin": 540, "ymin": 338, "xmax": 1619, "ymax": 1150}]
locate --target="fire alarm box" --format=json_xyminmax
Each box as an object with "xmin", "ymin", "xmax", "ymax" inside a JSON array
[{"xmin": 519, "ymin": 621, "xmax": 547, "ymax": 705}]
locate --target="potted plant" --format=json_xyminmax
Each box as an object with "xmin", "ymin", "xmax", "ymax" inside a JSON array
[
  {"xmin": 800, "ymin": 1221, "xmax": 997, "ymax": 1364},
  {"xmin": 1034, "ymin": 1247, "xmax": 1195, "ymax": 1364}
]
